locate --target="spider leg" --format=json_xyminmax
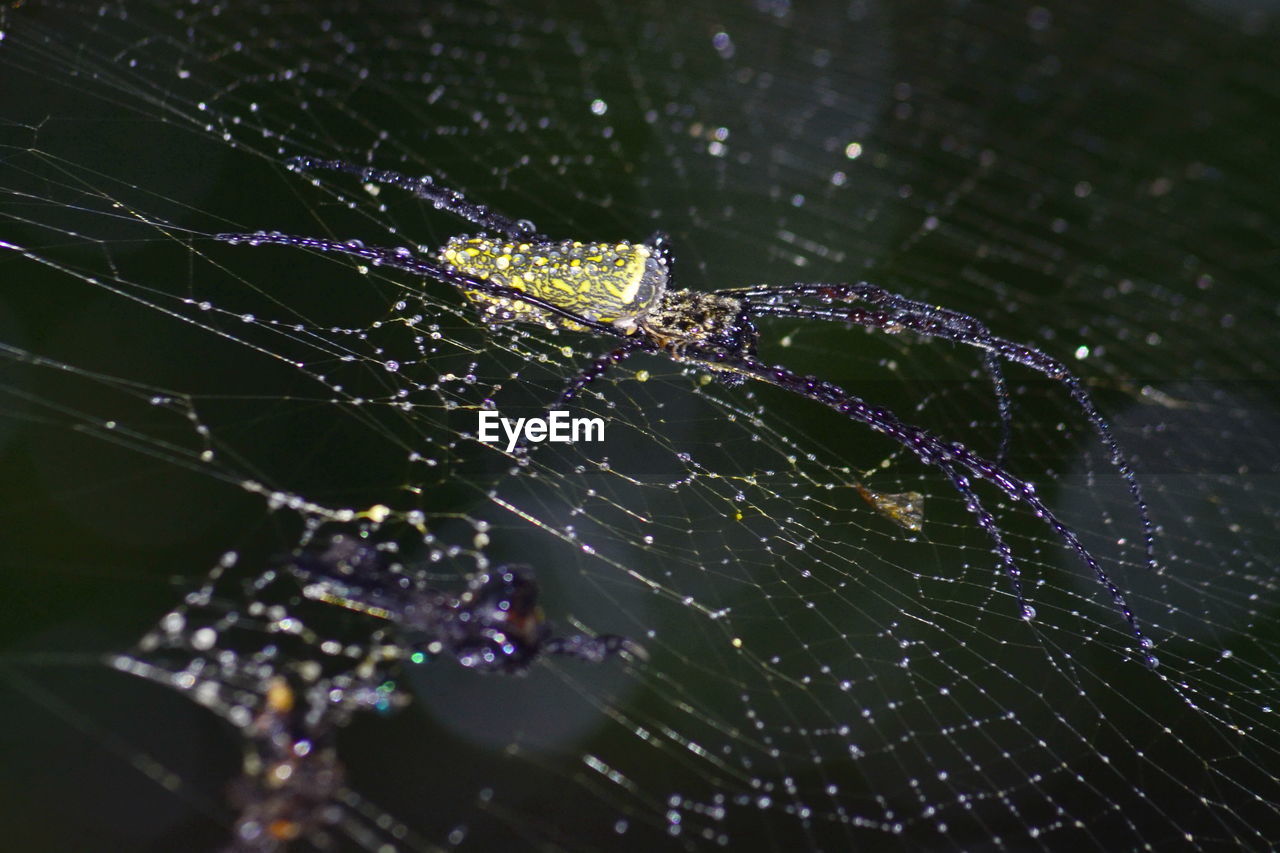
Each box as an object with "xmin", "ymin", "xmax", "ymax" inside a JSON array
[
  {"xmin": 559, "ymin": 338, "xmax": 651, "ymax": 404},
  {"xmin": 944, "ymin": 467, "xmax": 1032, "ymax": 619},
  {"xmin": 729, "ymin": 283, "xmax": 1156, "ymax": 574},
  {"xmin": 286, "ymin": 156, "xmax": 543, "ymax": 241},
  {"xmin": 212, "ymin": 231, "xmax": 629, "ymax": 339},
  {"xmin": 680, "ymin": 345, "xmax": 1158, "ymax": 667},
  {"xmin": 544, "ymin": 632, "xmax": 648, "ymax": 663},
  {"xmin": 982, "ymin": 349, "xmax": 1014, "ymax": 465},
  {"xmin": 736, "ymin": 284, "xmax": 1015, "ymax": 455}
]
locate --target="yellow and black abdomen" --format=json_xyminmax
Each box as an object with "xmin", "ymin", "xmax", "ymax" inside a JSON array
[{"xmin": 439, "ymin": 237, "xmax": 668, "ymax": 332}]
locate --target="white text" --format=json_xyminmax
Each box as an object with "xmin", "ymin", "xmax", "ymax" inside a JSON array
[{"xmin": 477, "ymin": 410, "xmax": 605, "ymax": 452}]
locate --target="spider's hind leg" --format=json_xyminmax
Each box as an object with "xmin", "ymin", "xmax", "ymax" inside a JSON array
[
  {"xmin": 286, "ymin": 156, "xmax": 543, "ymax": 241},
  {"xmin": 212, "ymin": 232, "xmax": 624, "ymax": 336}
]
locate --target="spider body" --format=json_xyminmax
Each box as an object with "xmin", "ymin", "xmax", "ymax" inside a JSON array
[
  {"xmin": 216, "ymin": 156, "xmax": 1160, "ymax": 667},
  {"xmin": 441, "ymin": 234, "xmax": 753, "ymax": 360}
]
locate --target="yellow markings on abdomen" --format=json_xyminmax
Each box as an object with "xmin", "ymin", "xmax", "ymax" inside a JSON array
[{"xmin": 439, "ymin": 236, "xmax": 665, "ymax": 329}]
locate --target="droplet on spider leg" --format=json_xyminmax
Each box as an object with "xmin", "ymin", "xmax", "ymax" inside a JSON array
[
  {"xmin": 1021, "ymin": 604, "xmax": 1037, "ymax": 621},
  {"xmin": 1140, "ymin": 637, "xmax": 1160, "ymax": 669}
]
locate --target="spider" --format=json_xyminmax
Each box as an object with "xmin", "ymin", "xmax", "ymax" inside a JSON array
[
  {"xmin": 291, "ymin": 534, "xmax": 644, "ymax": 674},
  {"xmin": 217, "ymin": 157, "xmax": 1159, "ymax": 667}
]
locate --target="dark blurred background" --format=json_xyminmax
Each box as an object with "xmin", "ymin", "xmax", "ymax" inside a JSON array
[{"xmin": 2, "ymin": 1, "xmax": 1279, "ymax": 850}]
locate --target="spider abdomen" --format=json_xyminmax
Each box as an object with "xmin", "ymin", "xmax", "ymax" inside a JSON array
[{"xmin": 440, "ymin": 236, "xmax": 668, "ymax": 332}]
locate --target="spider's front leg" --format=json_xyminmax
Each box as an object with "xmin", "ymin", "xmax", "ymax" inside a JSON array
[
  {"xmin": 727, "ymin": 281, "xmax": 1157, "ymax": 574},
  {"xmin": 730, "ymin": 283, "xmax": 1014, "ymax": 458}
]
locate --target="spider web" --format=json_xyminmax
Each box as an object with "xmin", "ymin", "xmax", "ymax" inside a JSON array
[{"xmin": 2, "ymin": 1, "xmax": 1279, "ymax": 850}]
